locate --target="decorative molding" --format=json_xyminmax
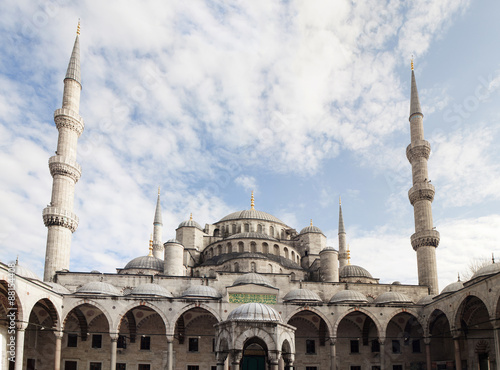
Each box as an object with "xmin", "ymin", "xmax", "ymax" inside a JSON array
[
  {"xmin": 54, "ymin": 108, "xmax": 84, "ymax": 136},
  {"xmin": 406, "ymin": 140, "xmax": 431, "ymax": 162},
  {"xmin": 42, "ymin": 206, "xmax": 79, "ymax": 232},
  {"xmin": 410, "ymin": 230, "xmax": 440, "ymax": 251}
]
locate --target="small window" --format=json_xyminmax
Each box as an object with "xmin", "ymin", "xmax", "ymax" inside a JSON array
[
  {"xmin": 27, "ymin": 359, "xmax": 35, "ymax": 370},
  {"xmin": 90, "ymin": 363, "xmax": 102, "ymax": 370},
  {"xmin": 140, "ymin": 336, "xmax": 151, "ymax": 350},
  {"xmin": 212, "ymin": 338, "xmax": 216, "ymax": 352},
  {"xmin": 350, "ymin": 367, "xmax": 361, "ymax": 370},
  {"xmin": 92, "ymin": 334, "xmax": 102, "ymax": 349},
  {"xmin": 188, "ymin": 366, "xmax": 199, "ymax": 370},
  {"xmin": 189, "ymin": 337, "xmax": 199, "ymax": 352},
  {"xmin": 64, "ymin": 361, "xmax": 77, "ymax": 370},
  {"xmin": 117, "ymin": 335, "xmax": 127, "ymax": 349},
  {"xmin": 350, "ymin": 340, "xmax": 359, "ymax": 353},
  {"xmin": 412, "ymin": 339, "xmax": 421, "ymax": 353},
  {"xmin": 393, "ymin": 366, "xmax": 403, "ymax": 370},
  {"xmin": 306, "ymin": 367, "xmax": 317, "ymax": 370},
  {"xmin": 138, "ymin": 365, "xmax": 151, "ymax": 370},
  {"xmin": 306, "ymin": 339, "xmax": 316, "ymax": 354},
  {"xmin": 372, "ymin": 367, "xmax": 381, "ymax": 370},
  {"xmin": 371, "ymin": 339, "xmax": 380, "ymax": 352},
  {"xmin": 116, "ymin": 364, "xmax": 126, "ymax": 370},
  {"xmin": 67, "ymin": 334, "xmax": 78, "ymax": 347},
  {"xmin": 392, "ymin": 340, "xmax": 401, "ymax": 354}
]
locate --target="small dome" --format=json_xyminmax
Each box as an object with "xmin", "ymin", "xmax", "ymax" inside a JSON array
[
  {"xmin": 232, "ymin": 273, "xmax": 275, "ymax": 288},
  {"xmin": 374, "ymin": 291, "xmax": 413, "ymax": 304},
  {"xmin": 47, "ymin": 282, "xmax": 71, "ymax": 294},
  {"xmin": 320, "ymin": 247, "xmax": 337, "ymax": 252},
  {"xmin": 181, "ymin": 285, "xmax": 221, "ymax": 299},
  {"xmin": 14, "ymin": 264, "xmax": 40, "ymax": 280},
  {"xmin": 392, "ymin": 281, "xmax": 402, "ymax": 285},
  {"xmin": 219, "ymin": 209, "xmax": 286, "ymax": 225},
  {"xmin": 165, "ymin": 238, "xmax": 182, "ymax": 244},
  {"xmin": 300, "ymin": 225, "xmax": 324, "ymax": 235},
  {"xmin": 178, "ymin": 219, "xmax": 203, "ymax": 230},
  {"xmin": 441, "ymin": 281, "xmax": 464, "ymax": 294},
  {"xmin": 124, "ymin": 255, "xmax": 163, "ymax": 271},
  {"xmin": 417, "ymin": 295, "xmax": 436, "ymax": 305},
  {"xmin": 76, "ymin": 282, "xmax": 121, "ymax": 296},
  {"xmin": 329, "ymin": 290, "xmax": 368, "ymax": 304},
  {"xmin": 129, "ymin": 283, "xmax": 173, "ymax": 298},
  {"xmin": 340, "ymin": 265, "xmax": 373, "ymax": 278},
  {"xmin": 228, "ymin": 302, "xmax": 282, "ymax": 322},
  {"xmin": 226, "ymin": 232, "xmax": 278, "ymax": 241},
  {"xmin": 470, "ymin": 263, "xmax": 500, "ymax": 281},
  {"xmin": 283, "ymin": 289, "xmax": 322, "ymax": 302}
]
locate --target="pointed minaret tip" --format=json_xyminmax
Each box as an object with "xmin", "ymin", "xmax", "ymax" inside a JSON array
[
  {"xmin": 338, "ymin": 199, "xmax": 345, "ymax": 234},
  {"xmin": 65, "ymin": 21, "xmax": 81, "ymax": 84},
  {"xmin": 77, "ymin": 19, "xmax": 81, "ymax": 35},
  {"xmin": 250, "ymin": 191, "xmax": 255, "ymax": 210},
  {"xmin": 409, "ymin": 57, "xmax": 422, "ymax": 119}
]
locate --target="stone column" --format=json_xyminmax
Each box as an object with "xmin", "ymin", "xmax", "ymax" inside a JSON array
[
  {"xmin": 14, "ymin": 323, "xmax": 27, "ymax": 370},
  {"xmin": 453, "ymin": 334, "xmax": 462, "ymax": 370},
  {"xmin": 379, "ymin": 338, "xmax": 385, "ymax": 370},
  {"xmin": 493, "ymin": 327, "xmax": 500, "ymax": 370},
  {"xmin": 232, "ymin": 350, "xmax": 242, "ymax": 370},
  {"xmin": 167, "ymin": 336, "xmax": 174, "ymax": 370},
  {"xmin": 110, "ymin": 334, "xmax": 118, "ymax": 370},
  {"xmin": 54, "ymin": 331, "xmax": 64, "ymax": 370},
  {"xmin": 424, "ymin": 337, "xmax": 431, "ymax": 370},
  {"xmin": 269, "ymin": 360, "xmax": 279, "ymax": 370},
  {"xmin": 216, "ymin": 351, "xmax": 228, "ymax": 370},
  {"xmin": 329, "ymin": 337, "xmax": 336, "ymax": 370}
]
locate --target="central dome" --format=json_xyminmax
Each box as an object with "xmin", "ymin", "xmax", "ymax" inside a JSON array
[
  {"xmin": 228, "ymin": 302, "xmax": 282, "ymax": 322},
  {"xmin": 218, "ymin": 209, "xmax": 286, "ymax": 225}
]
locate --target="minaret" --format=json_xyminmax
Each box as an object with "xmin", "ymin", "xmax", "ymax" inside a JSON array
[
  {"xmin": 43, "ymin": 23, "xmax": 84, "ymax": 282},
  {"xmin": 407, "ymin": 59, "xmax": 439, "ymax": 294},
  {"xmin": 338, "ymin": 197, "xmax": 348, "ymax": 270},
  {"xmin": 152, "ymin": 187, "xmax": 164, "ymax": 259}
]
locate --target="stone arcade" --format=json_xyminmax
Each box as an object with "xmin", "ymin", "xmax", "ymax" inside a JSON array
[{"xmin": 1, "ymin": 25, "xmax": 500, "ymax": 370}]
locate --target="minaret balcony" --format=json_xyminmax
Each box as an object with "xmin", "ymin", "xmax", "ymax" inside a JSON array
[
  {"xmin": 43, "ymin": 206, "xmax": 79, "ymax": 232},
  {"xmin": 49, "ymin": 155, "xmax": 82, "ymax": 182},
  {"xmin": 54, "ymin": 108, "xmax": 84, "ymax": 136},
  {"xmin": 406, "ymin": 140, "xmax": 431, "ymax": 162},
  {"xmin": 410, "ymin": 229, "xmax": 440, "ymax": 251},
  {"xmin": 408, "ymin": 182, "xmax": 435, "ymax": 205}
]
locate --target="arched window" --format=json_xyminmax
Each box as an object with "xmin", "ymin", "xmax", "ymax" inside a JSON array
[
  {"xmin": 251, "ymin": 262, "xmax": 256, "ymax": 272},
  {"xmin": 209, "ymin": 269, "xmax": 215, "ymax": 278},
  {"xmin": 297, "ymin": 255, "xmax": 300, "ymax": 264},
  {"xmin": 291, "ymin": 250, "xmax": 295, "ymax": 260},
  {"xmin": 291, "ymin": 272, "xmax": 296, "ymax": 280},
  {"xmin": 257, "ymin": 224, "xmax": 263, "ymax": 233},
  {"xmin": 238, "ymin": 242, "xmax": 244, "ymax": 253},
  {"xmin": 250, "ymin": 242, "xmax": 257, "ymax": 253},
  {"xmin": 284, "ymin": 247, "xmax": 289, "ymax": 259},
  {"xmin": 214, "ymin": 229, "xmax": 220, "ymax": 237},
  {"xmin": 227, "ymin": 243, "xmax": 232, "ymax": 254},
  {"xmin": 244, "ymin": 223, "xmax": 250, "ymax": 232},
  {"xmin": 269, "ymin": 226, "xmax": 274, "ymax": 237},
  {"xmin": 208, "ymin": 248, "xmax": 214, "ymax": 259},
  {"xmin": 217, "ymin": 245, "xmax": 222, "ymax": 255},
  {"xmin": 274, "ymin": 244, "xmax": 280, "ymax": 256},
  {"xmin": 232, "ymin": 224, "xmax": 237, "ymax": 234},
  {"xmin": 262, "ymin": 243, "xmax": 269, "ymax": 254},
  {"xmin": 234, "ymin": 262, "xmax": 239, "ymax": 272},
  {"xmin": 268, "ymin": 264, "xmax": 273, "ymax": 273}
]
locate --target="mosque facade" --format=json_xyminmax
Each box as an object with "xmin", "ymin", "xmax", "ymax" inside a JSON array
[{"xmin": 1, "ymin": 27, "xmax": 500, "ymax": 370}]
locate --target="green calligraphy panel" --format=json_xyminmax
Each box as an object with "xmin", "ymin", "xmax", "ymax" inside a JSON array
[{"xmin": 229, "ymin": 293, "xmax": 277, "ymax": 304}]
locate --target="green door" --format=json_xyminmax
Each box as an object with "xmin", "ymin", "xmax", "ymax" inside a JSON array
[{"xmin": 242, "ymin": 356, "xmax": 266, "ymax": 370}]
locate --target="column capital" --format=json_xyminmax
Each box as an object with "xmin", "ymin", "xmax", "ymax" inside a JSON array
[
  {"xmin": 329, "ymin": 337, "xmax": 337, "ymax": 346},
  {"xmin": 423, "ymin": 337, "xmax": 431, "ymax": 345},
  {"xmin": 110, "ymin": 333, "xmax": 119, "ymax": 341},
  {"xmin": 16, "ymin": 322, "xmax": 28, "ymax": 331},
  {"xmin": 378, "ymin": 337, "xmax": 386, "ymax": 345},
  {"xmin": 54, "ymin": 330, "xmax": 64, "ymax": 340}
]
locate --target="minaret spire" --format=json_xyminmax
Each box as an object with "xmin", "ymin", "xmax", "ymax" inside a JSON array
[
  {"xmin": 338, "ymin": 197, "xmax": 347, "ymax": 270},
  {"xmin": 43, "ymin": 23, "xmax": 85, "ymax": 281},
  {"xmin": 406, "ymin": 59, "xmax": 440, "ymax": 294},
  {"xmin": 152, "ymin": 187, "xmax": 164, "ymax": 259},
  {"xmin": 250, "ymin": 191, "xmax": 255, "ymax": 210}
]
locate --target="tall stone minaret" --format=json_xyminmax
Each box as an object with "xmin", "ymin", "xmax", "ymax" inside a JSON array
[
  {"xmin": 43, "ymin": 23, "xmax": 84, "ymax": 282},
  {"xmin": 152, "ymin": 187, "xmax": 164, "ymax": 259},
  {"xmin": 407, "ymin": 60, "xmax": 439, "ymax": 294},
  {"xmin": 338, "ymin": 197, "xmax": 348, "ymax": 270}
]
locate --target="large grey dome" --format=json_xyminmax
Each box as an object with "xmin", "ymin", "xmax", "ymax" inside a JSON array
[
  {"xmin": 228, "ymin": 302, "xmax": 282, "ymax": 322},
  {"xmin": 441, "ymin": 281, "xmax": 464, "ymax": 294},
  {"xmin": 178, "ymin": 219, "xmax": 203, "ymax": 230},
  {"xmin": 219, "ymin": 209, "xmax": 286, "ymax": 225},
  {"xmin": 283, "ymin": 289, "xmax": 322, "ymax": 303},
  {"xmin": 129, "ymin": 283, "xmax": 173, "ymax": 298},
  {"xmin": 232, "ymin": 273, "xmax": 275, "ymax": 288},
  {"xmin": 374, "ymin": 291, "xmax": 413, "ymax": 304},
  {"xmin": 47, "ymin": 282, "xmax": 71, "ymax": 294},
  {"xmin": 124, "ymin": 255, "xmax": 163, "ymax": 271},
  {"xmin": 15, "ymin": 264, "xmax": 40, "ymax": 280},
  {"xmin": 329, "ymin": 290, "xmax": 368, "ymax": 304},
  {"xmin": 181, "ymin": 285, "xmax": 221, "ymax": 299},
  {"xmin": 76, "ymin": 282, "xmax": 121, "ymax": 296},
  {"xmin": 470, "ymin": 263, "xmax": 500, "ymax": 281},
  {"xmin": 340, "ymin": 265, "xmax": 373, "ymax": 278},
  {"xmin": 226, "ymin": 232, "xmax": 278, "ymax": 241}
]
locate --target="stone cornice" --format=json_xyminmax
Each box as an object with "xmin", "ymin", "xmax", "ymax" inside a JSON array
[
  {"xmin": 411, "ymin": 230, "xmax": 440, "ymax": 251},
  {"xmin": 48, "ymin": 155, "xmax": 81, "ymax": 182},
  {"xmin": 54, "ymin": 108, "xmax": 84, "ymax": 136},
  {"xmin": 406, "ymin": 140, "xmax": 431, "ymax": 163},
  {"xmin": 43, "ymin": 206, "xmax": 79, "ymax": 232},
  {"xmin": 408, "ymin": 182, "xmax": 435, "ymax": 205}
]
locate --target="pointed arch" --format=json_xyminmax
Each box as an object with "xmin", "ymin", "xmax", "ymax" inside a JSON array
[
  {"xmin": 115, "ymin": 301, "xmax": 169, "ymax": 334},
  {"xmin": 62, "ymin": 299, "xmax": 114, "ymax": 333},
  {"xmin": 168, "ymin": 303, "xmax": 221, "ymax": 334},
  {"xmin": 333, "ymin": 307, "xmax": 382, "ymax": 338}
]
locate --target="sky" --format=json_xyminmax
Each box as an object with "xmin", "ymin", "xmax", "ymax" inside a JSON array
[{"xmin": 1, "ymin": 0, "xmax": 499, "ymax": 291}]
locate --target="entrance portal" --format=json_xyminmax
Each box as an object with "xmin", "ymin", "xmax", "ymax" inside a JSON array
[{"xmin": 242, "ymin": 342, "xmax": 267, "ymax": 370}]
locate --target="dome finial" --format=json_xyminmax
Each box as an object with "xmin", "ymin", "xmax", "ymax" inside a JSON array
[
  {"xmin": 339, "ymin": 196, "xmax": 341, "ymax": 205},
  {"xmin": 457, "ymin": 272, "xmax": 461, "ymax": 282},
  {"xmin": 189, "ymin": 213, "xmax": 193, "ymax": 221},
  {"xmin": 310, "ymin": 219, "xmax": 313, "ymax": 226},
  {"xmin": 347, "ymin": 244, "xmax": 351, "ymax": 265},
  {"xmin": 158, "ymin": 186, "xmax": 160, "ymax": 195},
  {"xmin": 250, "ymin": 191, "xmax": 255, "ymax": 210},
  {"xmin": 148, "ymin": 235, "xmax": 153, "ymax": 257},
  {"xmin": 77, "ymin": 19, "xmax": 81, "ymax": 35},
  {"xmin": 492, "ymin": 253, "xmax": 495, "ymax": 264}
]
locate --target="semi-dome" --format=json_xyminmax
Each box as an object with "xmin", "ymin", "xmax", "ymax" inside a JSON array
[
  {"xmin": 219, "ymin": 209, "xmax": 286, "ymax": 225},
  {"xmin": 329, "ymin": 290, "xmax": 368, "ymax": 304},
  {"xmin": 165, "ymin": 239, "xmax": 182, "ymax": 244},
  {"xmin": 283, "ymin": 289, "xmax": 322, "ymax": 303},
  {"xmin": 417, "ymin": 295, "xmax": 436, "ymax": 305},
  {"xmin": 226, "ymin": 232, "xmax": 278, "ymax": 241},
  {"xmin": 228, "ymin": 302, "xmax": 282, "ymax": 322},
  {"xmin": 340, "ymin": 264, "xmax": 373, "ymax": 278},
  {"xmin": 299, "ymin": 225, "xmax": 324, "ymax": 235},
  {"xmin": 374, "ymin": 291, "xmax": 413, "ymax": 304},
  {"xmin": 76, "ymin": 282, "xmax": 121, "ymax": 296},
  {"xmin": 232, "ymin": 273, "xmax": 275, "ymax": 288},
  {"xmin": 14, "ymin": 263, "xmax": 40, "ymax": 280},
  {"xmin": 129, "ymin": 283, "xmax": 173, "ymax": 298},
  {"xmin": 440, "ymin": 280, "xmax": 464, "ymax": 294},
  {"xmin": 47, "ymin": 282, "xmax": 71, "ymax": 294},
  {"xmin": 124, "ymin": 255, "xmax": 163, "ymax": 271},
  {"xmin": 178, "ymin": 218, "xmax": 203, "ymax": 230},
  {"xmin": 470, "ymin": 263, "xmax": 500, "ymax": 281},
  {"xmin": 181, "ymin": 285, "xmax": 221, "ymax": 299}
]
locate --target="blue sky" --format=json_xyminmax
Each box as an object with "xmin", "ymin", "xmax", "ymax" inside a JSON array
[{"xmin": 1, "ymin": 0, "xmax": 499, "ymax": 291}]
